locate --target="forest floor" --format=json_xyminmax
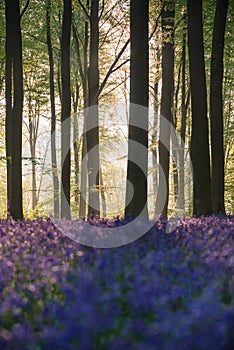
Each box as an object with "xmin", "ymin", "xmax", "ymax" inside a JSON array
[{"xmin": 0, "ymin": 215, "xmax": 233, "ymax": 349}]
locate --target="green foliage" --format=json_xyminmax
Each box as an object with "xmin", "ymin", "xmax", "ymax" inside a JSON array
[{"xmin": 0, "ymin": 0, "xmax": 233, "ymax": 217}]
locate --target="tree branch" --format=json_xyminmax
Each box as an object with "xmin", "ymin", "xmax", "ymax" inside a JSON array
[
  {"xmin": 20, "ymin": 0, "xmax": 30, "ymax": 20},
  {"xmin": 99, "ymin": 0, "xmax": 105, "ymax": 20},
  {"xmin": 72, "ymin": 22, "xmax": 85, "ymax": 86},
  {"xmin": 149, "ymin": 6, "xmax": 164, "ymax": 41},
  {"xmin": 100, "ymin": 77, "xmax": 128, "ymax": 100},
  {"xmin": 111, "ymin": 58, "xmax": 129, "ymax": 74},
  {"xmin": 77, "ymin": 0, "xmax": 90, "ymax": 19},
  {"xmin": 98, "ymin": 38, "xmax": 130, "ymax": 97}
]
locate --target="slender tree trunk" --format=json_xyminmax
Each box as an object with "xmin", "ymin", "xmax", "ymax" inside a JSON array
[
  {"xmin": 73, "ymin": 1, "xmax": 89, "ymax": 218},
  {"xmin": 72, "ymin": 82, "xmax": 80, "ymax": 207},
  {"xmin": 155, "ymin": 0, "xmax": 175, "ymax": 217},
  {"xmin": 177, "ymin": 11, "xmax": 187, "ymax": 211},
  {"xmin": 210, "ymin": 0, "xmax": 229, "ymax": 214},
  {"xmin": 172, "ymin": 155, "xmax": 178, "ymax": 204},
  {"xmin": 187, "ymin": 0, "xmax": 212, "ymax": 216},
  {"xmin": 60, "ymin": 0, "xmax": 72, "ymax": 219},
  {"xmin": 152, "ymin": 81, "xmax": 159, "ymax": 208},
  {"xmin": 29, "ymin": 115, "xmax": 38, "ymax": 211},
  {"xmin": 87, "ymin": 0, "xmax": 100, "ymax": 217},
  {"xmin": 46, "ymin": 0, "xmax": 59, "ymax": 217},
  {"xmin": 174, "ymin": 60, "xmax": 182, "ymax": 129},
  {"xmin": 125, "ymin": 0, "xmax": 149, "ymax": 219},
  {"xmin": 99, "ymin": 166, "xmax": 106, "ymax": 217},
  {"xmin": 5, "ymin": 0, "xmax": 23, "ymax": 219}
]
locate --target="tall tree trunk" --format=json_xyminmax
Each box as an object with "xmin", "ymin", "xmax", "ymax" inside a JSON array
[
  {"xmin": 152, "ymin": 81, "xmax": 159, "ymax": 210},
  {"xmin": 125, "ymin": 0, "xmax": 149, "ymax": 218},
  {"xmin": 210, "ymin": 0, "xmax": 229, "ymax": 214},
  {"xmin": 46, "ymin": 0, "xmax": 59, "ymax": 217},
  {"xmin": 60, "ymin": 0, "xmax": 71, "ymax": 219},
  {"xmin": 5, "ymin": 0, "xmax": 23, "ymax": 219},
  {"xmin": 155, "ymin": 0, "xmax": 175, "ymax": 217},
  {"xmin": 187, "ymin": 0, "xmax": 212, "ymax": 216},
  {"xmin": 87, "ymin": 0, "xmax": 100, "ymax": 217},
  {"xmin": 177, "ymin": 10, "xmax": 187, "ymax": 211},
  {"xmin": 73, "ymin": 1, "xmax": 89, "ymax": 218},
  {"xmin": 72, "ymin": 82, "xmax": 80, "ymax": 208}
]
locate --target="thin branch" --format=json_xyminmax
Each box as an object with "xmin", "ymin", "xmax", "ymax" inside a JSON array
[
  {"xmin": 77, "ymin": 0, "xmax": 90, "ymax": 19},
  {"xmin": 20, "ymin": 0, "xmax": 30, "ymax": 20},
  {"xmin": 111, "ymin": 58, "xmax": 129, "ymax": 74},
  {"xmin": 99, "ymin": 0, "xmax": 121, "ymax": 27},
  {"xmin": 99, "ymin": 0, "xmax": 105, "ymax": 20},
  {"xmin": 100, "ymin": 77, "xmax": 128, "ymax": 100},
  {"xmin": 98, "ymin": 38, "xmax": 130, "ymax": 97},
  {"xmin": 149, "ymin": 6, "xmax": 164, "ymax": 41}
]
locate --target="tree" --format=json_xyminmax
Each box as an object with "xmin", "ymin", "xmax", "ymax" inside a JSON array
[
  {"xmin": 86, "ymin": 0, "xmax": 100, "ymax": 217},
  {"xmin": 5, "ymin": 0, "xmax": 23, "ymax": 219},
  {"xmin": 60, "ymin": 0, "xmax": 72, "ymax": 219},
  {"xmin": 210, "ymin": 0, "xmax": 229, "ymax": 214},
  {"xmin": 177, "ymin": 9, "xmax": 189, "ymax": 212},
  {"xmin": 72, "ymin": 0, "xmax": 89, "ymax": 218},
  {"xmin": 74, "ymin": 0, "xmax": 130, "ymax": 218},
  {"xmin": 46, "ymin": 0, "xmax": 59, "ymax": 217},
  {"xmin": 125, "ymin": 0, "xmax": 149, "ymax": 218},
  {"xmin": 187, "ymin": 0, "xmax": 212, "ymax": 216},
  {"xmin": 155, "ymin": 0, "xmax": 175, "ymax": 217}
]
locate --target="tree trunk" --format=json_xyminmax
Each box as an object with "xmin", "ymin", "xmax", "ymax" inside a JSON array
[
  {"xmin": 177, "ymin": 11, "xmax": 187, "ymax": 211},
  {"xmin": 99, "ymin": 166, "xmax": 106, "ymax": 217},
  {"xmin": 87, "ymin": 0, "xmax": 100, "ymax": 217},
  {"xmin": 73, "ymin": 1, "xmax": 89, "ymax": 218},
  {"xmin": 72, "ymin": 82, "xmax": 80, "ymax": 208},
  {"xmin": 5, "ymin": 0, "xmax": 23, "ymax": 219},
  {"xmin": 60, "ymin": 0, "xmax": 71, "ymax": 219},
  {"xmin": 210, "ymin": 0, "xmax": 229, "ymax": 214},
  {"xmin": 125, "ymin": 0, "xmax": 149, "ymax": 219},
  {"xmin": 46, "ymin": 0, "xmax": 59, "ymax": 217},
  {"xmin": 152, "ymin": 81, "xmax": 159, "ymax": 209},
  {"xmin": 155, "ymin": 0, "xmax": 175, "ymax": 217},
  {"xmin": 29, "ymin": 115, "xmax": 38, "ymax": 211},
  {"xmin": 187, "ymin": 0, "xmax": 212, "ymax": 216}
]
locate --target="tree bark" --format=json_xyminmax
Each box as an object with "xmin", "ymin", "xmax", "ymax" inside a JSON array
[
  {"xmin": 125, "ymin": 0, "xmax": 149, "ymax": 218},
  {"xmin": 28, "ymin": 110, "xmax": 38, "ymax": 211},
  {"xmin": 177, "ymin": 10, "xmax": 187, "ymax": 211},
  {"xmin": 72, "ymin": 82, "xmax": 80, "ymax": 208},
  {"xmin": 155, "ymin": 0, "xmax": 175, "ymax": 217},
  {"xmin": 87, "ymin": 0, "xmax": 100, "ymax": 217},
  {"xmin": 60, "ymin": 0, "xmax": 72, "ymax": 219},
  {"xmin": 210, "ymin": 0, "xmax": 229, "ymax": 214},
  {"xmin": 152, "ymin": 81, "xmax": 159, "ymax": 210},
  {"xmin": 73, "ymin": 1, "xmax": 89, "ymax": 218},
  {"xmin": 187, "ymin": 0, "xmax": 212, "ymax": 216},
  {"xmin": 5, "ymin": 0, "xmax": 23, "ymax": 219},
  {"xmin": 46, "ymin": 0, "xmax": 59, "ymax": 217}
]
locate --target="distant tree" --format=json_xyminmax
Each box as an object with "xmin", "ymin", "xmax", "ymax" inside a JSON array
[
  {"xmin": 5, "ymin": 0, "xmax": 23, "ymax": 219},
  {"xmin": 125, "ymin": 0, "xmax": 149, "ymax": 218},
  {"xmin": 210, "ymin": 0, "xmax": 229, "ymax": 214},
  {"xmin": 155, "ymin": 0, "xmax": 175, "ymax": 217},
  {"xmin": 74, "ymin": 0, "xmax": 130, "ymax": 218},
  {"xmin": 46, "ymin": 0, "xmax": 59, "ymax": 217},
  {"xmin": 187, "ymin": 0, "xmax": 212, "ymax": 216},
  {"xmin": 177, "ymin": 9, "xmax": 189, "ymax": 212},
  {"xmin": 60, "ymin": 0, "xmax": 72, "ymax": 219}
]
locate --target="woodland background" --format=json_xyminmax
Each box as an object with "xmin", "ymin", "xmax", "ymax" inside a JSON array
[{"xmin": 0, "ymin": 0, "xmax": 233, "ymax": 220}]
